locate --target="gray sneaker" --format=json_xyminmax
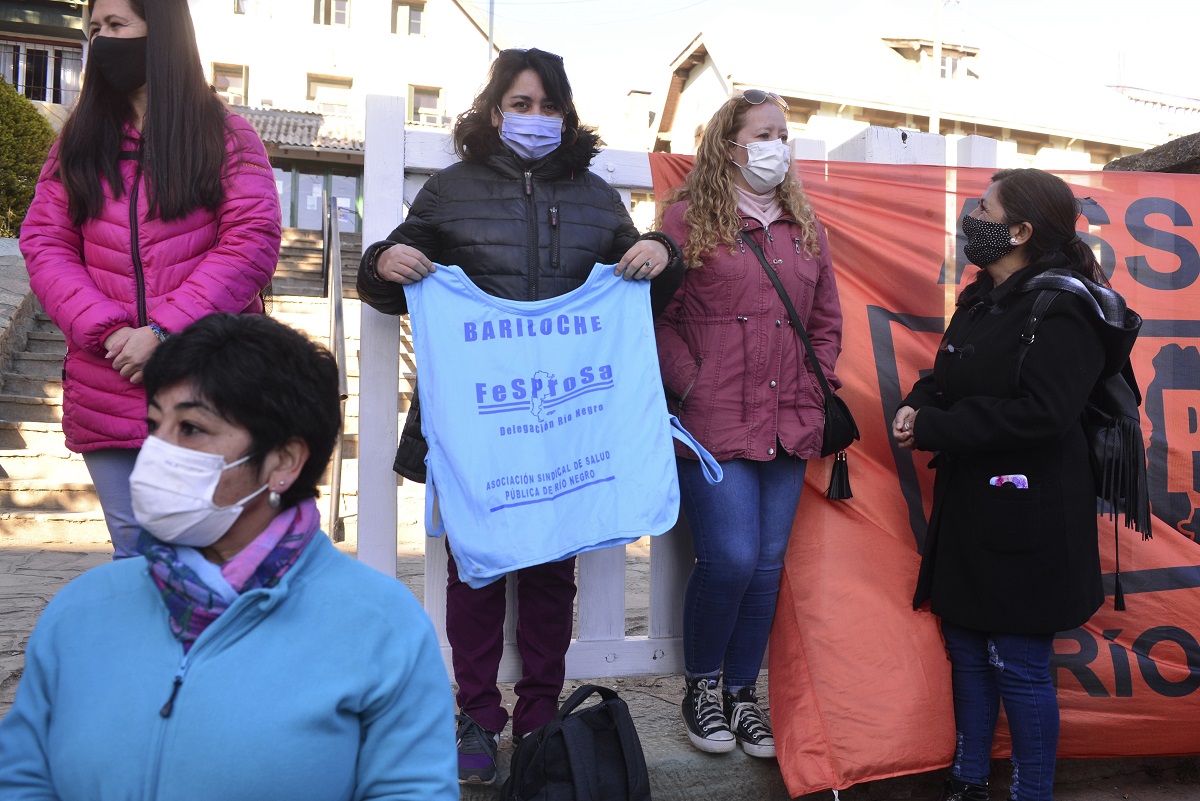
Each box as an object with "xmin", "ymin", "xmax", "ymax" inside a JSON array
[{"xmin": 456, "ymin": 714, "xmax": 499, "ymax": 785}]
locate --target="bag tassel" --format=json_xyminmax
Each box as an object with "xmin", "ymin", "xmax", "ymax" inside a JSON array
[
  {"xmin": 1101, "ymin": 417, "xmax": 1151, "ymax": 539},
  {"xmin": 1113, "ymin": 513, "xmax": 1126, "ymax": 612},
  {"xmin": 826, "ymin": 451, "xmax": 852, "ymax": 500}
]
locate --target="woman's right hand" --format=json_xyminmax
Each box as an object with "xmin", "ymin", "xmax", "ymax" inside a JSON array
[{"xmin": 374, "ymin": 244, "xmax": 436, "ymax": 285}]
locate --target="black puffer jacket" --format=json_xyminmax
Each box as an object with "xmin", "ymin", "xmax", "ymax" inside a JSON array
[{"xmin": 358, "ymin": 130, "xmax": 684, "ymax": 481}]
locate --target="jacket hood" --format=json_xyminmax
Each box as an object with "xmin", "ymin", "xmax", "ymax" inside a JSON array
[{"xmin": 1020, "ymin": 265, "xmax": 1141, "ymax": 378}]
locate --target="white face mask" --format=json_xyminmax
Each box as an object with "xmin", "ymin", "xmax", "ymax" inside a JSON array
[
  {"xmin": 729, "ymin": 139, "xmax": 792, "ymax": 194},
  {"xmin": 130, "ymin": 436, "xmax": 268, "ymax": 547}
]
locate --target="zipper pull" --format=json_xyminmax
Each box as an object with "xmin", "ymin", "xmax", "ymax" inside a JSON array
[
  {"xmin": 794, "ymin": 237, "xmax": 802, "ymax": 254},
  {"xmin": 524, "ymin": 170, "xmax": 532, "ymax": 196},
  {"xmin": 766, "ymin": 228, "xmax": 774, "ymax": 243},
  {"xmin": 159, "ymin": 658, "xmax": 189, "ymax": 718},
  {"xmin": 737, "ymin": 237, "xmax": 745, "ymax": 253},
  {"xmin": 159, "ymin": 676, "xmax": 183, "ymax": 718},
  {"xmin": 550, "ymin": 205, "xmax": 558, "ymax": 227}
]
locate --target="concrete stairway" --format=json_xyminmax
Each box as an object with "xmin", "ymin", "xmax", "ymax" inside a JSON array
[
  {"xmin": 0, "ymin": 313, "xmax": 104, "ymax": 544},
  {"xmin": 0, "ymin": 293, "xmax": 414, "ymax": 549},
  {"xmin": 272, "ymin": 229, "xmax": 362, "ymax": 298}
]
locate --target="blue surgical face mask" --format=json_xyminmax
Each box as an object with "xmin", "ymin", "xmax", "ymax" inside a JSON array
[{"xmin": 497, "ymin": 107, "xmax": 563, "ymax": 161}]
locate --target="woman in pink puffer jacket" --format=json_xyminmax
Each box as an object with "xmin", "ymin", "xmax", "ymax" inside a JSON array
[{"xmin": 19, "ymin": 0, "xmax": 281, "ymax": 558}]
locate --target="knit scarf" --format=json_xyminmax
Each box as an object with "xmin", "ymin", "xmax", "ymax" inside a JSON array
[{"xmin": 141, "ymin": 498, "xmax": 321, "ymax": 652}]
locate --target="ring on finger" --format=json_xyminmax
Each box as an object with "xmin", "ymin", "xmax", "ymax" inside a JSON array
[{"xmin": 642, "ymin": 260, "xmax": 654, "ymax": 269}]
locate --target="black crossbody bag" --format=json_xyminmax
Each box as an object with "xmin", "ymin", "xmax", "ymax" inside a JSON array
[{"xmin": 741, "ymin": 233, "xmax": 858, "ymax": 499}]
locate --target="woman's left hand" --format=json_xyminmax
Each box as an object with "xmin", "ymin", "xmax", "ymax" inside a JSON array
[
  {"xmin": 892, "ymin": 406, "xmax": 918, "ymax": 450},
  {"xmin": 110, "ymin": 326, "xmax": 160, "ymax": 384},
  {"xmin": 615, "ymin": 241, "xmax": 669, "ymax": 281}
]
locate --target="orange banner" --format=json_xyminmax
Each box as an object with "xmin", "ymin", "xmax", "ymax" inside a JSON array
[{"xmin": 649, "ymin": 154, "xmax": 1200, "ymax": 796}]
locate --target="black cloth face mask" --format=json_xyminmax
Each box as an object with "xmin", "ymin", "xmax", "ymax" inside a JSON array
[
  {"xmin": 89, "ymin": 35, "xmax": 147, "ymax": 95},
  {"xmin": 961, "ymin": 213, "xmax": 1014, "ymax": 268}
]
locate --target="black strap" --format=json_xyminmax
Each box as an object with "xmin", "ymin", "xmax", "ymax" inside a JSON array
[
  {"xmin": 1013, "ymin": 289, "xmax": 1061, "ymax": 388},
  {"xmin": 740, "ymin": 233, "xmax": 837, "ymax": 404}
]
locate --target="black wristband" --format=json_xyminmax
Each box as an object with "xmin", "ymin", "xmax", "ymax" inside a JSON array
[
  {"xmin": 366, "ymin": 242, "xmax": 396, "ymax": 283},
  {"xmin": 638, "ymin": 230, "xmax": 682, "ymax": 266}
]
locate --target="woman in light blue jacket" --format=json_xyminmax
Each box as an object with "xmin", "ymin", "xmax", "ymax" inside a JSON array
[{"xmin": 0, "ymin": 314, "xmax": 456, "ymax": 801}]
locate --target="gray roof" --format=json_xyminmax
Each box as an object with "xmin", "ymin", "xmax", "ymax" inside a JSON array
[
  {"xmin": 673, "ymin": 0, "xmax": 1166, "ymax": 148},
  {"xmin": 232, "ymin": 106, "xmax": 364, "ymax": 154}
]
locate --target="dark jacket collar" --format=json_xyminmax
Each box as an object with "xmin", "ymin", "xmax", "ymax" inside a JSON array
[{"xmin": 482, "ymin": 128, "xmax": 603, "ymax": 182}]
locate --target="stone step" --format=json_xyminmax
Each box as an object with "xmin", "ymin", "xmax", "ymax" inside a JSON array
[
  {"xmin": 9, "ymin": 352, "xmax": 62, "ymax": 378},
  {"xmin": 30, "ymin": 315, "xmax": 60, "ymax": 332},
  {"xmin": 2, "ymin": 374, "xmax": 62, "ymax": 399},
  {"xmin": 0, "ymin": 421, "xmax": 68, "ymax": 451},
  {"xmin": 0, "ymin": 395, "xmax": 63, "ymax": 424},
  {"xmin": 0, "ymin": 480, "xmax": 101, "ymax": 512},
  {"xmin": 271, "ymin": 277, "xmax": 323, "ymax": 293},
  {"xmin": 0, "ymin": 510, "xmax": 112, "ymax": 545},
  {"xmin": 23, "ymin": 330, "xmax": 65, "ymax": 354},
  {"xmin": 0, "ymin": 449, "xmax": 90, "ymax": 481}
]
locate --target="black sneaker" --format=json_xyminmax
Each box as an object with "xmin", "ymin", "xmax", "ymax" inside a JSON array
[
  {"xmin": 455, "ymin": 714, "xmax": 499, "ymax": 785},
  {"xmin": 681, "ymin": 676, "xmax": 736, "ymax": 754},
  {"xmin": 723, "ymin": 687, "xmax": 775, "ymax": 758},
  {"xmin": 938, "ymin": 777, "xmax": 989, "ymax": 800}
]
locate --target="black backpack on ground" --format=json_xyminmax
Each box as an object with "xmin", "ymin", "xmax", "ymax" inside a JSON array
[{"xmin": 500, "ymin": 684, "xmax": 652, "ymax": 801}]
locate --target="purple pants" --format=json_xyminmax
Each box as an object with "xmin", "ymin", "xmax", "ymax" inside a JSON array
[{"xmin": 446, "ymin": 541, "xmax": 576, "ymax": 737}]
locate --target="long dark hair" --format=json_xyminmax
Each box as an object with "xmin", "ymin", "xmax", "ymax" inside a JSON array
[
  {"xmin": 59, "ymin": 0, "xmax": 229, "ymax": 224},
  {"xmin": 991, "ymin": 168, "xmax": 1104, "ymax": 284},
  {"xmin": 453, "ymin": 48, "xmax": 581, "ymax": 163}
]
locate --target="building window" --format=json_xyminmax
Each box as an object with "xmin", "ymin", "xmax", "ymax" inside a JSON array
[
  {"xmin": 940, "ymin": 55, "xmax": 959, "ymax": 79},
  {"xmin": 307, "ymin": 74, "xmax": 353, "ymax": 112},
  {"xmin": 212, "ymin": 63, "xmax": 248, "ymax": 105},
  {"xmin": 409, "ymin": 85, "xmax": 445, "ymax": 126},
  {"xmin": 0, "ymin": 39, "xmax": 82, "ymax": 104},
  {"xmin": 234, "ymin": 0, "xmax": 252, "ymax": 13},
  {"xmin": 391, "ymin": 2, "xmax": 423, "ymax": 35},
  {"xmin": 275, "ymin": 162, "xmax": 362, "ymax": 234},
  {"xmin": 313, "ymin": 0, "xmax": 349, "ymax": 26}
]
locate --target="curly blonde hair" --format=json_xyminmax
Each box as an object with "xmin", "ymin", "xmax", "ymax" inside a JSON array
[{"xmin": 659, "ymin": 95, "xmax": 821, "ymax": 269}]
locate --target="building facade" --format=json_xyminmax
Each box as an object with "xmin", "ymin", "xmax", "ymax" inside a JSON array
[
  {"xmin": 652, "ymin": 5, "xmax": 1176, "ymax": 170},
  {"xmin": 188, "ymin": 0, "xmax": 501, "ymax": 234},
  {"xmin": 0, "ymin": 0, "xmax": 83, "ymax": 106}
]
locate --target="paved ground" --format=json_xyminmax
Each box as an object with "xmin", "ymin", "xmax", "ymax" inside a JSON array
[{"xmin": 2, "ymin": 541, "xmax": 1199, "ymax": 800}]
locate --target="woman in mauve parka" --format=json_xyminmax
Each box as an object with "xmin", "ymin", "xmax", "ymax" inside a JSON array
[
  {"xmin": 20, "ymin": 0, "xmax": 281, "ymax": 559},
  {"xmin": 654, "ymin": 91, "xmax": 843, "ymax": 760}
]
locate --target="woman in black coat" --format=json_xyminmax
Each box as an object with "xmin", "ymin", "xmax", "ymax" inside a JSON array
[
  {"xmin": 892, "ymin": 169, "xmax": 1139, "ymax": 801},
  {"xmin": 357, "ymin": 48, "xmax": 683, "ymax": 787}
]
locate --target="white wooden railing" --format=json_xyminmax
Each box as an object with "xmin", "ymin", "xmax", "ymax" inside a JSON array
[{"xmin": 357, "ymin": 94, "xmax": 1001, "ymax": 680}]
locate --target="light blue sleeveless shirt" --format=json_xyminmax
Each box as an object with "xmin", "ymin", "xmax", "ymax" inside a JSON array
[{"xmin": 404, "ymin": 263, "xmax": 720, "ymax": 587}]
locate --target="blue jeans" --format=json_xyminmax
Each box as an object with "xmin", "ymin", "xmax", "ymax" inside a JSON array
[
  {"xmin": 941, "ymin": 620, "xmax": 1059, "ymax": 801},
  {"xmin": 82, "ymin": 448, "xmax": 141, "ymax": 560},
  {"xmin": 678, "ymin": 455, "xmax": 806, "ymax": 689}
]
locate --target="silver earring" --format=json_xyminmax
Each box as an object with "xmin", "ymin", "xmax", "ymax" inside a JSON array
[
  {"xmin": 268, "ymin": 490, "xmax": 282, "ymax": 509},
  {"xmin": 1009, "ymin": 237, "xmax": 1018, "ymax": 245}
]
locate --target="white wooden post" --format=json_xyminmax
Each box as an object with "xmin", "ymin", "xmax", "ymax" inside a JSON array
[
  {"xmin": 830, "ymin": 126, "xmax": 946, "ymax": 166},
  {"xmin": 958, "ymin": 135, "xmax": 1000, "ymax": 168},
  {"xmin": 358, "ymin": 95, "xmax": 407, "ymax": 576},
  {"xmin": 790, "ymin": 137, "xmax": 827, "ymax": 162}
]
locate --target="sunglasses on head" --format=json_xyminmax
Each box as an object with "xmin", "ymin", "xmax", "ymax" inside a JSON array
[{"xmin": 738, "ymin": 89, "xmax": 789, "ymax": 111}]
